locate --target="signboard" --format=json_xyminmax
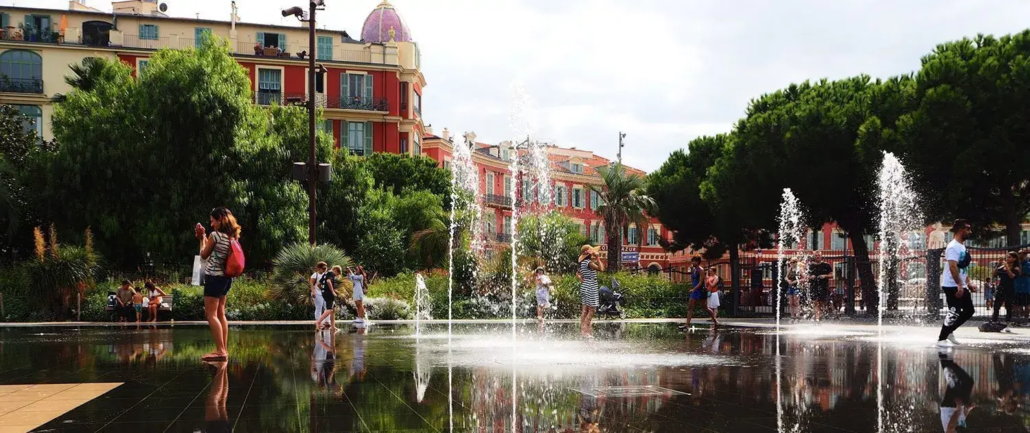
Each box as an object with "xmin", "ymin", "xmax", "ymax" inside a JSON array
[
  {"xmin": 600, "ymin": 245, "xmax": 637, "ymax": 252},
  {"xmin": 621, "ymin": 252, "xmax": 639, "ymax": 263}
]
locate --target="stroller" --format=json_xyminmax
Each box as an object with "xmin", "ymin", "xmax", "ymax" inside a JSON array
[{"xmin": 597, "ymin": 277, "xmax": 626, "ymax": 319}]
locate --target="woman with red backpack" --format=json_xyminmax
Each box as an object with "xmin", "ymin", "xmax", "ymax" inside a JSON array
[{"xmin": 195, "ymin": 207, "xmax": 244, "ymax": 361}]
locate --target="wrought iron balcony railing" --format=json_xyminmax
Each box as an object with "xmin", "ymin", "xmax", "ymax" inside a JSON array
[
  {"xmin": 496, "ymin": 233, "xmax": 512, "ymax": 244},
  {"xmin": 485, "ymin": 194, "xmax": 512, "ymax": 208},
  {"xmin": 0, "ymin": 77, "xmax": 44, "ymax": 94}
]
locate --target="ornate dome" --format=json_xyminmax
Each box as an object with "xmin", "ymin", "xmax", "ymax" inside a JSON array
[{"xmin": 360, "ymin": 0, "xmax": 412, "ymax": 43}]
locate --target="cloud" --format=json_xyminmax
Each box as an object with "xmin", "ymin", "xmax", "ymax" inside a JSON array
[{"xmin": 19, "ymin": 0, "xmax": 1030, "ymax": 171}]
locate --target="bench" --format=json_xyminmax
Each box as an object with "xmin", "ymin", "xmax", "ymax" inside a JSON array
[{"xmin": 106, "ymin": 294, "xmax": 175, "ymax": 320}]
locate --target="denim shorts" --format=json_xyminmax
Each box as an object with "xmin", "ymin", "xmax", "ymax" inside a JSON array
[{"xmin": 204, "ymin": 275, "xmax": 234, "ymax": 298}]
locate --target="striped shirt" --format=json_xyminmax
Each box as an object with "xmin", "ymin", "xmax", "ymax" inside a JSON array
[
  {"xmin": 579, "ymin": 258, "xmax": 599, "ymax": 307},
  {"xmin": 205, "ymin": 231, "xmax": 231, "ymax": 276}
]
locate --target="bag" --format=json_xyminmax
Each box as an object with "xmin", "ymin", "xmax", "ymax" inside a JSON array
[
  {"xmin": 191, "ymin": 254, "xmax": 205, "ymax": 286},
  {"xmin": 224, "ymin": 238, "xmax": 245, "ymax": 278},
  {"xmin": 978, "ymin": 322, "xmax": 1007, "ymax": 333}
]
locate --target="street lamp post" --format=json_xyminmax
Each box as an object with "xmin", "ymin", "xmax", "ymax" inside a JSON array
[{"xmin": 284, "ymin": 1, "xmax": 329, "ymax": 245}]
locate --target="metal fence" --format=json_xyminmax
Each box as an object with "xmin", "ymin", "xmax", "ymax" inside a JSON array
[{"xmin": 630, "ymin": 242, "xmax": 1029, "ymax": 319}]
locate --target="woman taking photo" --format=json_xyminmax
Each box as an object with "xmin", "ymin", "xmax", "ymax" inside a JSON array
[
  {"xmin": 195, "ymin": 207, "xmax": 241, "ymax": 361},
  {"xmin": 576, "ymin": 245, "xmax": 604, "ymax": 338}
]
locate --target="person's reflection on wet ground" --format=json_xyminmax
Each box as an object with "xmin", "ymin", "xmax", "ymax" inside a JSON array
[
  {"xmin": 995, "ymin": 353, "xmax": 1026, "ymax": 422},
  {"xmin": 317, "ymin": 330, "xmax": 339, "ymax": 393},
  {"xmin": 349, "ymin": 326, "xmax": 367, "ymax": 381},
  {"xmin": 577, "ymin": 380, "xmax": 600, "ymax": 433},
  {"xmin": 940, "ymin": 351, "xmax": 975, "ymax": 433},
  {"xmin": 203, "ymin": 360, "xmax": 230, "ymax": 433}
]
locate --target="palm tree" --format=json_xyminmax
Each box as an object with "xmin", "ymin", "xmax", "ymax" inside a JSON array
[
  {"xmin": 408, "ymin": 210, "xmax": 451, "ymax": 269},
  {"xmin": 64, "ymin": 57, "xmax": 121, "ymax": 92},
  {"xmin": 589, "ymin": 163, "xmax": 657, "ymax": 271}
]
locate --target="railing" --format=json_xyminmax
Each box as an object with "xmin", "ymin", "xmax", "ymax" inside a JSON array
[
  {"xmin": 121, "ymin": 34, "xmax": 168, "ymax": 50},
  {"xmin": 178, "ymin": 38, "xmax": 196, "ymax": 49},
  {"xmin": 332, "ymin": 96, "xmax": 388, "ymax": 111},
  {"xmin": 256, "ymin": 93, "xmax": 389, "ymax": 112},
  {"xmin": 0, "ymin": 77, "xmax": 43, "ymax": 94},
  {"xmin": 496, "ymin": 233, "xmax": 512, "ymax": 244},
  {"xmin": 484, "ymin": 194, "xmax": 513, "ymax": 208}
]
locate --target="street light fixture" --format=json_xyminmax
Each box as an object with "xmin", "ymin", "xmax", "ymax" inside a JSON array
[{"xmin": 283, "ymin": 0, "xmax": 329, "ymax": 245}]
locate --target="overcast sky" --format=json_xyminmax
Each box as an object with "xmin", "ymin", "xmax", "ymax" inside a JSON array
[{"xmin": 15, "ymin": 0, "xmax": 1030, "ymax": 171}]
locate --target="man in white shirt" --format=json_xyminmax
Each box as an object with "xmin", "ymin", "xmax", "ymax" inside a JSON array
[
  {"xmin": 311, "ymin": 262, "xmax": 328, "ymax": 329},
  {"xmin": 938, "ymin": 219, "xmax": 976, "ymax": 347}
]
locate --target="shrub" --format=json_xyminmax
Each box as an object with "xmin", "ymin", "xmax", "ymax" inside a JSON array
[
  {"xmin": 362, "ymin": 297, "xmax": 412, "ymax": 320},
  {"xmin": 25, "ymin": 226, "xmax": 101, "ymax": 320},
  {"xmin": 270, "ymin": 242, "xmax": 351, "ymax": 306}
]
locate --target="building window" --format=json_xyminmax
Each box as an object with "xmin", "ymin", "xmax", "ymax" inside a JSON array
[
  {"xmin": 317, "ymin": 119, "xmax": 332, "ymax": 135},
  {"xmin": 341, "ymin": 73, "xmax": 374, "ymax": 109},
  {"xmin": 316, "ymin": 35, "xmax": 333, "ymax": 60},
  {"xmin": 400, "ymin": 138, "xmax": 408, "ymax": 154},
  {"xmin": 23, "ymin": 14, "xmax": 53, "ymax": 42},
  {"xmin": 257, "ymin": 32, "xmax": 286, "ymax": 51},
  {"xmin": 195, "ymin": 27, "xmax": 212, "ymax": 48},
  {"xmin": 400, "ymin": 82, "xmax": 409, "ymax": 110},
  {"xmin": 137, "ymin": 59, "xmax": 150, "ymax": 76},
  {"xmin": 503, "ymin": 216, "xmax": 512, "ymax": 234},
  {"xmin": 486, "ymin": 172, "xmax": 495, "ymax": 196},
  {"xmin": 413, "ymin": 91, "xmax": 421, "ymax": 117},
  {"xmin": 8, "ymin": 105, "xmax": 42, "ymax": 140},
  {"xmin": 0, "ymin": 50, "xmax": 44, "ymax": 93},
  {"xmin": 538, "ymin": 184, "xmax": 550, "ymax": 205},
  {"xmin": 341, "ymin": 121, "xmax": 373, "ymax": 156},
  {"xmin": 555, "ymin": 185, "xmax": 566, "ymax": 207},
  {"xmin": 628, "ymin": 227, "xmax": 639, "ymax": 245},
  {"xmin": 256, "ymin": 68, "xmax": 281, "ymax": 105},
  {"xmin": 504, "ymin": 176, "xmax": 512, "ymax": 198},
  {"xmin": 573, "ymin": 188, "xmax": 583, "ymax": 208},
  {"xmin": 831, "ymin": 230, "xmax": 846, "ymax": 251},
  {"xmin": 571, "ymin": 162, "xmax": 583, "ymax": 174},
  {"xmin": 413, "ymin": 133, "xmax": 421, "ymax": 155},
  {"xmin": 501, "ymin": 148, "xmax": 510, "ymax": 161},
  {"xmin": 589, "ymin": 190, "xmax": 600, "ymax": 211},
  {"xmin": 648, "ymin": 228, "xmax": 660, "ymax": 246},
  {"xmin": 591, "ymin": 224, "xmax": 605, "ymax": 244},
  {"xmin": 139, "ymin": 24, "xmax": 159, "ymax": 40},
  {"xmin": 1021, "ymin": 230, "xmax": 1030, "ymax": 245},
  {"xmin": 485, "ymin": 220, "xmax": 495, "ymax": 237}
]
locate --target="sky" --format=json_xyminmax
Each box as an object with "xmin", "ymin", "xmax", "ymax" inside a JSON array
[{"xmin": 14, "ymin": 0, "xmax": 1030, "ymax": 171}]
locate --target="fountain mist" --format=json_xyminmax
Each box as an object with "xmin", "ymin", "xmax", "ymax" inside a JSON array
[
  {"xmin": 875, "ymin": 152, "xmax": 922, "ymax": 328},
  {"xmin": 776, "ymin": 189, "xmax": 807, "ymax": 329},
  {"xmin": 447, "ymin": 130, "xmax": 482, "ymax": 339}
]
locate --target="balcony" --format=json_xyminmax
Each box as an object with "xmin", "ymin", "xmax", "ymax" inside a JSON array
[
  {"xmin": 496, "ymin": 233, "xmax": 512, "ymax": 244},
  {"xmin": 122, "ymin": 34, "xmax": 167, "ymax": 50},
  {"xmin": 485, "ymin": 194, "xmax": 512, "ymax": 208},
  {"xmin": 0, "ymin": 77, "xmax": 44, "ymax": 94},
  {"xmin": 256, "ymin": 93, "xmax": 389, "ymax": 112}
]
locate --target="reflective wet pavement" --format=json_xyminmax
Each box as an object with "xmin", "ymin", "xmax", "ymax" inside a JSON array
[{"xmin": 0, "ymin": 322, "xmax": 1028, "ymax": 432}]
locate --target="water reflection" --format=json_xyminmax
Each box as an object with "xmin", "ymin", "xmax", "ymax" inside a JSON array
[{"xmin": 0, "ymin": 324, "xmax": 1026, "ymax": 432}]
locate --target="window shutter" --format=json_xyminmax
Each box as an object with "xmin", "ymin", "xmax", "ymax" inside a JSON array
[
  {"xmin": 364, "ymin": 74, "xmax": 373, "ymax": 101},
  {"xmin": 1, "ymin": 13, "xmax": 9, "ymax": 29},
  {"xmin": 139, "ymin": 24, "xmax": 145, "ymax": 38},
  {"xmin": 257, "ymin": 32, "xmax": 264, "ymax": 47},
  {"xmin": 279, "ymin": 33, "xmax": 286, "ymax": 51},
  {"xmin": 364, "ymin": 122, "xmax": 373, "ymax": 156},
  {"xmin": 341, "ymin": 121, "xmax": 349, "ymax": 152},
  {"xmin": 341, "ymin": 74, "xmax": 350, "ymax": 100},
  {"xmin": 154, "ymin": 25, "xmax": 159, "ymax": 39}
]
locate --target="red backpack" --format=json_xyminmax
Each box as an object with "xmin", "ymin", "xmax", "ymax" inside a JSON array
[{"xmin": 225, "ymin": 238, "xmax": 245, "ymax": 278}]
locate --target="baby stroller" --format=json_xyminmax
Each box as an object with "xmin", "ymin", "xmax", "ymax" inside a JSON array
[{"xmin": 597, "ymin": 277, "xmax": 626, "ymax": 319}]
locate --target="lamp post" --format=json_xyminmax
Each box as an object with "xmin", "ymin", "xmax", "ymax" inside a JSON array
[{"xmin": 284, "ymin": 1, "xmax": 329, "ymax": 245}]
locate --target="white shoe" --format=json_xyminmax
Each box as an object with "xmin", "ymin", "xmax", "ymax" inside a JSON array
[
  {"xmin": 947, "ymin": 334, "xmax": 961, "ymax": 345},
  {"xmin": 936, "ymin": 340, "xmax": 952, "ymax": 348}
]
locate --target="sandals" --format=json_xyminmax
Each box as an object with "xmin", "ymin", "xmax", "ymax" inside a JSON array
[{"xmin": 201, "ymin": 352, "xmax": 228, "ymax": 361}]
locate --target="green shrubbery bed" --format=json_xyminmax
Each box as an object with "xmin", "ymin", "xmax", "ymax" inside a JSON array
[{"xmin": 4, "ymin": 270, "xmax": 710, "ymax": 322}]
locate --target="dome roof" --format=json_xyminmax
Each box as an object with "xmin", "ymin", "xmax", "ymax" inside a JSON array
[{"xmin": 360, "ymin": 0, "xmax": 412, "ymax": 43}]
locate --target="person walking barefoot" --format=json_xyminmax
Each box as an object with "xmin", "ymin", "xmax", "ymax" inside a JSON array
[
  {"xmin": 705, "ymin": 268, "xmax": 721, "ymax": 330},
  {"xmin": 577, "ymin": 245, "xmax": 603, "ymax": 338},
  {"xmin": 316, "ymin": 266, "xmax": 341, "ymax": 331},
  {"xmin": 311, "ymin": 262, "xmax": 328, "ymax": 330},
  {"xmin": 196, "ymin": 207, "xmax": 241, "ymax": 361},
  {"xmin": 938, "ymin": 219, "xmax": 976, "ymax": 347},
  {"xmin": 682, "ymin": 256, "xmax": 705, "ymax": 330},
  {"xmin": 348, "ymin": 266, "xmax": 367, "ymax": 325}
]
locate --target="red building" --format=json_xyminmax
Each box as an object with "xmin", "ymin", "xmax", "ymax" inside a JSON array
[{"xmin": 421, "ymin": 129, "xmax": 676, "ymax": 271}]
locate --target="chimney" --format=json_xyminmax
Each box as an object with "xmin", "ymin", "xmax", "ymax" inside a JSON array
[
  {"xmin": 424, "ymin": 125, "xmax": 434, "ymax": 136},
  {"xmin": 441, "ymin": 128, "xmax": 450, "ymax": 141}
]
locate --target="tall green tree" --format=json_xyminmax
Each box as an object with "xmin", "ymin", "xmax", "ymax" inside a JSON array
[
  {"xmin": 898, "ymin": 31, "xmax": 1030, "ymax": 244},
  {"xmin": 649, "ymin": 135, "xmax": 729, "ymax": 254},
  {"xmin": 364, "ymin": 153, "xmax": 450, "ymax": 206},
  {"xmin": 0, "ymin": 106, "xmax": 55, "ymax": 257},
  {"xmin": 50, "ymin": 37, "xmax": 310, "ymax": 266},
  {"xmin": 589, "ymin": 163, "xmax": 656, "ymax": 271}
]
